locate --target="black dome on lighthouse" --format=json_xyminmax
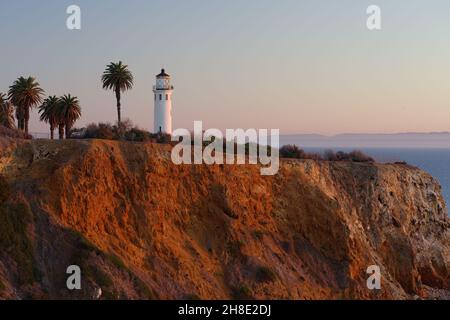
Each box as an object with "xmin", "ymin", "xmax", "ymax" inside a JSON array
[{"xmin": 157, "ymin": 68, "xmax": 170, "ymax": 78}]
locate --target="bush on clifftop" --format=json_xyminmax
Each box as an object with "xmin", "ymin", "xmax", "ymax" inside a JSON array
[
  {"xmin": 0, "ymin": 125, "xmax": 32, "ymax": 139},
  {"xmin": 71, "ymin": 120, "xmax": 171, "ymax": 144},
  {"xmin": 279, "ymin": 144, "xmax": 374, "ymax": 163}
]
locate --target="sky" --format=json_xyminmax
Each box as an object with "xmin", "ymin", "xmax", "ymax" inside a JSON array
[{"xmin": 1, "ymin": 0, "xmax": 450, "ymax": 135}]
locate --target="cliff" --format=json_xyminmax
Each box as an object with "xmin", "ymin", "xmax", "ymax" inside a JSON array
[{"xmin": 0, "ymin": 137, "xmax": 448, "ymax": 300}]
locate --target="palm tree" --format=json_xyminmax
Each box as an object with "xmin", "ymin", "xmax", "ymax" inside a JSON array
[
  {"xmin": 101, "ymin": 61, "xmax": 133, "ymax": 125},
  {"xmin": 0, "ymin": 93, "xmax": 15, "ymax": 129},
  {"xmin": 59, "ymin": 94, "xmax": 81, "ymax": 139},
  {"xmin": 8, "ymin": 76, "xmax": 44, "ymax": 134},
  {"xmin": 38, "ymin": 96, "xmax": 60, "ymax": 140}
]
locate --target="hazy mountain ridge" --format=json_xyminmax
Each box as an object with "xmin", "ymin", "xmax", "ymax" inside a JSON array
[{"xmin": 281, "ymin": 132, "xmax": 450, "ymax": 148}]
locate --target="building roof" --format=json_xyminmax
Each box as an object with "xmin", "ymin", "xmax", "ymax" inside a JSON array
[{"xmin": 156, "ymin": 69, "xmax": 170, "ymax": 78}]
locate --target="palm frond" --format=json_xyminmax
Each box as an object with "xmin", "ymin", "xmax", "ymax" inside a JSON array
[
  {"xmin": 38, "ymin": 95, "xmax": 60, "ymax": 127},
  {"xmin": 8, "ymin": 76, "xmax": 44, "ymax": 108},
  {"xmin": 59, "ymin": 94, "xmax": 81, "ymax": 127},
  {"xmin": 0, "ymin": 93, "xmax": 15, "ymax": 129},
  {"xmin": 101, "ymin": 61, "xmax": 134, "ymax": 92}
]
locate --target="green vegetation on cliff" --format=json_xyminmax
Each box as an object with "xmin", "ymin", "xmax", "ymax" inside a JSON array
[{"xmin": 0, "ymin": 175, "xmax": 38, "ymax": 285}]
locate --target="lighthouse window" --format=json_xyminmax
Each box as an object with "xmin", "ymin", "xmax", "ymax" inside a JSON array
[
  {"xmin": 154, "ymin": 94, "xmax": 156, "ymax": 101},
  {"xmin": 166, "ymin": 94, "xmax": 169, "ymax": 100},
  {"xmin": 159, "ymin": 94, "xmax": 162, "ymax": 100}
]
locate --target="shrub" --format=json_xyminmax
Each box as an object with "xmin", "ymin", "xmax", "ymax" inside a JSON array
[
  {"xmin": 116, "ymin": 119, "xmax": 133, "ymax": 137},
  {"xmin": 84, "ymin": 123, "xmax": 117, "ymax": 140},
  {"xmin": 232, "ymin": 284, "xmax": 254, "ymax": 300},
  {"xmin": 88, "ymin": 267, "xmax": 113, "ymax": 287},
  {"xmin": 0, "ymin": 201, "xmax": 37, "ymax": 285},
  {"xmin": 347, "ymin": 150, "xmax": 374, "ymax": 162},
  {"xmin": 227, "ymin": 240, "xmax": 244, "ymax": 259},
  {"xmin": 0, "ymin": 125, "xmax": 32, "ymax": 139},
  {"xmin": 324, "ymin": 149, "xmax": 374, "ymax": 163},
  {"xmin": 279, "ymin": 145, "xmax": 322, "ymax": 160},
  {"xmin": 124, "ymin": 128, "xmax": 152, "ymax": 142},
  {"xmin": 71, "ymin": 121, "xmax": 173, "ymax": 144},
  {"xmin": 154, "ymin": 132, "xmax": 171, "ymax": 144},
  {"xmin": 279, "ymin": 145, "xmax": 302, "ymax": 158},
  {"xmin": 200, "ymin": 138, "xmax": 273, "ymax": 157},
  {"xmin": 255, "ymin": 266, "xmax": 277, "ymax": 283},
  {"xmin": 278, "ymin": 145, "xmax": 375, "ymax": 163},
  {"xmin": 324, "ymin": 149, "xmax": 338, "ymax": 161}
]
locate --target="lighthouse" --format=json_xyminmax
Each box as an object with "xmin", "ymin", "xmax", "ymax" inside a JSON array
[{"xmin": 153, "ymin": 69, "xmax": 173, "ymax": 134}]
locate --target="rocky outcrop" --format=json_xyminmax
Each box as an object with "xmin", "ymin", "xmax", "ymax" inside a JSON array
[{"xmin": 0, "ymin": 138, "xmax": 448, "ymax": 299}]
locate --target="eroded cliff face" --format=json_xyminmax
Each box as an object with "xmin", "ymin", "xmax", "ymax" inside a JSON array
[{"xmin": 0, "ymin": 137, "xmax": 448, "ymax": 300}]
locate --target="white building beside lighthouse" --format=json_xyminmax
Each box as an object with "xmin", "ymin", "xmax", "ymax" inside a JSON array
[{"xmin": 153, "ymin": 69, "xmax": 173, "ymax": 134}]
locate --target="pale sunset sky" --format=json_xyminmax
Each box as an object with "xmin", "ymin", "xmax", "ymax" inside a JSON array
[{"xmin": 1, "ymin": 0, "xmax": 450, "ymax": 135}]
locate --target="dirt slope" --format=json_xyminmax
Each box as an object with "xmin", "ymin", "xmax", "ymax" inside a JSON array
[{"xmin": 0, "ymin": 138, "xmax": 448, "ymax": 299}]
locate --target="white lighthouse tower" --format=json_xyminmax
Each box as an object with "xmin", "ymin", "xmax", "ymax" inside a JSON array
[{"xmin": 153, "ymin": 69, "xmax": 173, "ymax": 134}]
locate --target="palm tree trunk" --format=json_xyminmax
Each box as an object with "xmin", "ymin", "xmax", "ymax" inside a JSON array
[
  {"xmin": 16, "ymin": 105, "xmax": 22, "ymax": 130},
  {"xmin": 59, "ymin": 124, "xmax": 64, "ymax": 140},
  {"xmin": 24, "ymin": 107, "xmax": 30, "ymax": 134},
  {"xmin": 50, "ymin": 124, "xmax": 54, "ymax": 140},
  {"xmin": 17, "ymin": 109, "xmax": 24, "ymax": 131},
  {"xmin": 115, "ymin": 88, "xmax": 121, "ymax": 125},
  {"xmin": 65, "ymin": 124, "xmax": 70, "ymax": 139}
]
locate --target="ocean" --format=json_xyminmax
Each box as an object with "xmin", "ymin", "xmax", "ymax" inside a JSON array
[{"xmin": 303, "ymin": 147, "xmax": 450, "ymax": 213}]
